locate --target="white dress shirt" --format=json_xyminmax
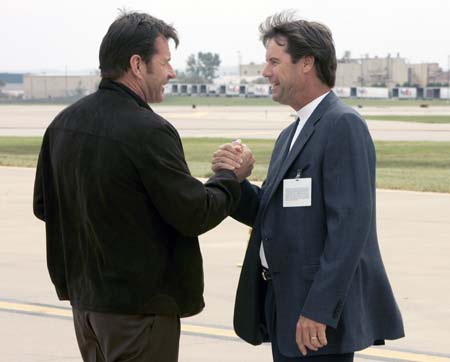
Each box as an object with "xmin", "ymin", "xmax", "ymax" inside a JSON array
[{"xmin": 260, "ymin": 91, "xmax": 330, "ymax": 269}]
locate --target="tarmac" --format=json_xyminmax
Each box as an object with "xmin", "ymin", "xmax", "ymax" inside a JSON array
[
  {"xmin": 1, "ymin": 104, "xmax": 450, "ymax": 141},
  {"xmin": 1, "ymin": 166, "xmax": 450, "ymax": 362}
]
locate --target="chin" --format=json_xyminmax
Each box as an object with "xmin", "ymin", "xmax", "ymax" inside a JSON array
[{"xmin": 272, "ymin": 95, "xmax": 288, "ymax": 106}]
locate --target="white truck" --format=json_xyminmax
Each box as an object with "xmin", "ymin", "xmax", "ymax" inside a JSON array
[{"xmin": 356, "ymin": 87, "xmax": 389, "ymax": 99}]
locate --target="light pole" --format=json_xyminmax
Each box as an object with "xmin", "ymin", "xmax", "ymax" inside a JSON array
[
  {"xmin": 447, "ymin": 55, "xmax": 450, "ymax": 103},
  {"xmin": 237, "ymin": 50, "xmax": 242, "ymax": 84}
]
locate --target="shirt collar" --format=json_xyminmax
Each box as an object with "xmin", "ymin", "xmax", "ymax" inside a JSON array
[
  {"xmin": 296, "ymin": 91, "xmax": 330, "ymax": 123},
  {"xmin": 98, "ymin": 79, "xmax": 151, "ymax": 110}
]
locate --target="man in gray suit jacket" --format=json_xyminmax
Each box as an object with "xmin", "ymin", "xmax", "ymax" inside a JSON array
[{"xmin": 212, "ymin": 12, "xmax": 404, "ymax": 362}]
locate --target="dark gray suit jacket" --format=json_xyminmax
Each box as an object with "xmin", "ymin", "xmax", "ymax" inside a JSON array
[{"xmin": 232, "ymin": 92, "xmax": 404, "ymax": 357}]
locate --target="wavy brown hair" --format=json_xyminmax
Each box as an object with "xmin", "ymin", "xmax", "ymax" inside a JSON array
[{"xmin": 260, "ymin": 11, "xmax": 337, "ymax": 87}]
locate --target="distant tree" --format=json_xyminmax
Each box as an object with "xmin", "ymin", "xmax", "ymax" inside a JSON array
[
  {"xmin": 185, "ymin": 54, "xmax": 203, "ymax": 83},
  {"xmin": 174, "ymin": 70, "xmax": 187, "ymax": 83},
  {"xmin": 185, "ymin": 52, "xmax": 221, "ymax": 83},
  {"xmin": 175, "ymin": 70, "xmax": 201, "ymax": 84},
  {"xmin": 198, "ymin": 52, "xmax": 221, "ymax": 83}
]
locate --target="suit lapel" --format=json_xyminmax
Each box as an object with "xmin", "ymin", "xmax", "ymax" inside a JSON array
[
  {"xmin": 262, "ymin": 92, "xmax": 338, "ymax": 207},
  {"xmin": 273, "ymin": 121, "xmax": 315, "ymax": 188},
  {"xmin": 261, "ymin": 121, "xmax": 298, "ymax": 200}
]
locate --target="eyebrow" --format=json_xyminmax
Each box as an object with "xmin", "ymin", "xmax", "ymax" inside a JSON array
[{"xmin": 157, "ymin": 56, "xmax": 171, "ymax": 63}]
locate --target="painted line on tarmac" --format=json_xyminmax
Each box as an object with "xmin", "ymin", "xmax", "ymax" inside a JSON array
[{"xmin": 1, "ymin": 300, "xmax": 449, "ymax": 362}]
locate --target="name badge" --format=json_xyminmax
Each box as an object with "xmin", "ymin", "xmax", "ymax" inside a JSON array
[{"xmin": 283, "ymin": 178, "xmax": 312, "ymax": 207}]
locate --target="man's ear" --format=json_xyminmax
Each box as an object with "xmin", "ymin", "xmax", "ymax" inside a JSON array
[
  {"xmin": 303, "ymin": 55, "xmax": 315, "ymax": 73},
  {"xmin": 129, "ymin": 54, "xmax": 144, "ymax": 79}
]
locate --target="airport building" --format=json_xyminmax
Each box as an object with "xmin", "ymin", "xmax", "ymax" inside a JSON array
[
  {"xmin": 409, "ymin": 63, "xmax": 430, "ymax": 87},
  {"xmin": 2, "ymin": 55, "xmax": 449, "ymax": 101},
  {"xmin": 238, "ymin": 56, "xmax": 448, "ymax": 89},
  {"xmin": 239, "ymin": 62, "xmax": 265, "ymax": 83},
  {"xmin": 427, "ymin": 64, "xmax": 450, "ymax": 85},
  {"xmin": 335, "ymin": 54, "xmax": 408, "ymax": 88},
  {"xmin": 0, "ymin": 73, "xmax": 25, "ymax": 99},
  {"xmin": 23, "ymin": 74, "xmax": 100, "ymax": 100},
  {"xmin": 335, "ymin": 62, "xmax": 363, "ymax": 87},
  {"xmin": 239, "ymin": 62, "xmax": 264, "ymax": 77}
]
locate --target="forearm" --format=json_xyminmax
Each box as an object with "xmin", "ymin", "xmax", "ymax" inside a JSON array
[
  {"xmin": 172, "ymin": 169, "xmax": 241, "ymax": 236},
  {"xmin": 231, "ymin": 179, "xmax": 261, "ymax": 227}
]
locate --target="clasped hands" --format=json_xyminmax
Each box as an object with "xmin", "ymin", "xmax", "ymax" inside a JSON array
[{"xmin": 211, "ymin": 140, "xmax": 255, "ymax": 182}]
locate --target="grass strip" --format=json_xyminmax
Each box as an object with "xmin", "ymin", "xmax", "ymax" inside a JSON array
[
  {"xmin": 3, "ymin": 97, "xmax": 450, "ymax": 108},
  {"xmin": 364, "ymin": 115, "xmax": 450, "ymax": 123},
  {"xmin": 1, "ymin": 137, "xmax": 449, "ymax": 193}
]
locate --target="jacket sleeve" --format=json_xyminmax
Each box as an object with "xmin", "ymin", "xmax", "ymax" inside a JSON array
[
  {"xmin": 231, "ymin": 180, "xmax": 262, "ymax": 227},
  {"xmin": 231, "ymin": 128, "xmax": 287, "ymax": 227},
  {"xmin": 301, "ymin": 113, "xmax": 375, "ymax": 328},
  {"xmin": 129, "ymin": 122, "xmax": 241, "ymax": 237}
]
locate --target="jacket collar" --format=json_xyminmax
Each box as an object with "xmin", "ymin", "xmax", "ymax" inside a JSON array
[
  {"xmin": 99, "ymin": 79, "xmax": 151, "ymax": 110},
  {"xmin": 284, "ymin": 91, "xmax": 337, "ymax": 166},
  {"xmin": 261, "ymin": 91, "xmax": 339, "ymax": 206}
]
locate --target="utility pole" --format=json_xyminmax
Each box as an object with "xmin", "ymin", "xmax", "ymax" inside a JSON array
[
  {"xmin": 237, "ymin": 51, "xmax": 242, "ymax": 84},
  {"xmin": 360, "ymin": 55, "xmax": 364, "ymax": 87},
  {"xmin": 43, "ymin": 72, "xmax": 48, "ymax": 99},
  {"xmin": 448, "ymin": 55, "xmax": 450, "ymax": 103},
  {"xmin": 65, "ymin": 65, "xmax": 68, "ymax": 98}
]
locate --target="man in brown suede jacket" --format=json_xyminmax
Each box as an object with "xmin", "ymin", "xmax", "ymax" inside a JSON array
[{"xmin": 33, "ymin": 11, "xmax": 253, "ymax": 362}]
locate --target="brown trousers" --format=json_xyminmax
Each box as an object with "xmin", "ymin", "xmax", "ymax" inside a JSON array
[{"xmin": 73, "ymin": 308, "xmax": 180, "ymax": 362}]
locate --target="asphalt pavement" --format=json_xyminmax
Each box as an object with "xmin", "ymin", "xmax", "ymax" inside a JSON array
[
  {"xmin": 1, "ymin": 167, "xmax": 450, "ymax": 362},
  {"xmin": 1, "ymin": 104, "xmax": 450, "ymax": 140}
]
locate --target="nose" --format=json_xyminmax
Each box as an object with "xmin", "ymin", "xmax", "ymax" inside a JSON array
[
  {"xmin": 168, "ymin": 64, "xmax": 176, "ymax": 80},
  {"xmin": 262, "ymin": 63, "xmax": 271, "ymax": 78}
]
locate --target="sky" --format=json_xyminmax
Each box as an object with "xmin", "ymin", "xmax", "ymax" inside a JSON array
[{"xmin": 2, "ymin": 0, "xmax": 450, "ymax": 73}]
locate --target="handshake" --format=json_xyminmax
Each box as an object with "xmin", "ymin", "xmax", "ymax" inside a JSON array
[{"xmin": 211, "ymin": 139, "xmax": 255, "ymax": 182}]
